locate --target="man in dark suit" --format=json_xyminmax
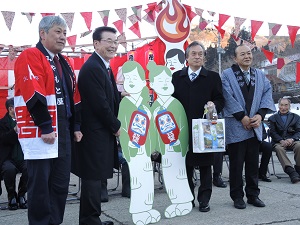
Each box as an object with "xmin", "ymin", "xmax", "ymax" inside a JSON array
[
  {"xmin": 268, "ymin": 98, "xmax": 300, "ymax": 183},
  {"xmin": 72, "ymin": 26, "xmax": 121, "ymax": 225},
  {"xmin": 172, "ymin": 41, "xmax": 225, "ymax": 212},
  {"xmin": 0, "ymin": 98, "xmax": 27, "ymax": 210}
]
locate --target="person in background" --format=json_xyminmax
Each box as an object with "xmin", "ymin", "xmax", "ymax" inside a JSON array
[
  {"xmin": 13, "ymin": 15, "xmax": 82, "ymax": 225},
  {"xmin": 0, "ymin": 98, "xmax": 27, "ymax": 210},
  {"xmin": 72, "ymin": 26, "xmax": 121, "ymax": 225},
  {"xmin": 213, "ymin": 152, "xmax": 227, "ymax": 187},
  {"xmin": 258, "ymin": 125, "xmax": 272, "ymax": 182},
  {"xmin": 221, "ymin": 44, "xmax": 276, "ymax": 210},
  {"xmin": 268, "ymin": 97, "xmax": 300, "ymax": 184},
  {"xmin": 172, "ymin": 41, "xmax": 225, "ymax": 212}
]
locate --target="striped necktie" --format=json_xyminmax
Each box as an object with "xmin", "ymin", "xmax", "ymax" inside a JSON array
[{"xmin": 190, "ymin": 72, "xmax": 198, "ymax": 81}]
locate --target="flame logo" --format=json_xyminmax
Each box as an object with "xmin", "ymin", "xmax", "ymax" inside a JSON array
[{"xmin": 155, "ymin": 0, "xmax": 190, "ymax": 43}]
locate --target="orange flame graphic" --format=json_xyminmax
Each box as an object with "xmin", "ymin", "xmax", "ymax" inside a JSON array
[{"xmin": 155, "ymin": 0, "xmax": 190, "ymax": 43}]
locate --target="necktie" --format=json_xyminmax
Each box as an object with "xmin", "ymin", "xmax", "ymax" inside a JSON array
[
  {"xmin": 243, "ymin": 71, "xmax": 250, "ymax": 85},
  {"xmin": 190, "ymin": 72, "xmax": 198, "ymax": 81},
  {"xmin": 53, "ymin": 56, "xmax": 63, "ymax": 78}
]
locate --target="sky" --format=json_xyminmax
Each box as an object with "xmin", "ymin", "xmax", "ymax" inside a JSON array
[{"xmin": 1, "ymin": 0, "xmax": 299, "ymax": 51}]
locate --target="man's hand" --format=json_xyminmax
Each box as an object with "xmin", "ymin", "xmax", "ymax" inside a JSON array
[
  {"xmin": 114, "ymin": 128, "xmax": 121, "ymax": 137},
  {"xmin": 286, "ymin": 138, "xmax": 294, "ymax": 147},
  {"xmin": 249, "ymin": 114, "xmax": 262, "ymax": 128},
  {"xmin": 41, "ymin": 132, "xmax": 56, "ymax": 144},
  {"xmin": 279, "ymin": 139, "xmax": 288, "ymax": 147},
  {"xmin": 74, "ymin": 131, "xmax": 83, "ymax": 142},
  {"xmin": 241, "ymin": 116, "xmax": 251, "ymax": 130}
]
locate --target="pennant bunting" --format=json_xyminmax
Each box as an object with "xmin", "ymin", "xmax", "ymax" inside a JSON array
[
  {"xmin": 98, "ymin": 10, "xmax": 110, "ymax": 26},
  {"xmin": 128, "ymin": 14, "xmax": 139, "ymax": 25},
  {"xmin": 41, "ymin": 13, "xmax": 55, "ymax": 17},
  {"xmin": 129, "ymin": 22, "xmax": 141, "ymax": 38},
  {"xmin": 117, "ymin": 32, "xmax": 127, "ymax": 49},
  {"xmin": 1, "ymin": 11, "xmax": 15, "ymax": 31},
  {"xmin": 296, "ymin": 62, "xmax": 300, "ymax": 83},
  {"xmin": 60, "ymin": 13, "xmax": 75, "ymax": 31},
  {"xmin": 80, "ymin": 30, "xmax": 93, "ymax": 38},
  {"xmin": 144, "ymin": 2, "xmax": 157, "ymax": 14},
  {"xmin": 113, "ymin": 20, "xmax": 124, "ymax": 34},
  {"xmin": 199, "ymin": 17, "xmax": 208, "ymax": 31},
  {"xmin": 80, "ymin": 12, "xmax": 92, "ymax": 31},
  {"xmin": 67, "ymin": 35, "xmax": 77, "ymax": 51},
  {"xmin": 8, "ymin": 45, "xmax": 17, "ymax": 60},
  {"xmin": 261, "ymin": 48, "xmax": 274, "ymax": 64},
  {"xmin": 277, "ymin": 57, "xmax": 292, "ymax": 76},
  {"xmin": 287, "ymin": 25, "xmax": 300, "ymax": 47},
  {"xmin": 219, "ymin": 14, "xmax": 230, "ymax": 28},
  {"xmin": 207, "ymin": 11, "xmax": 216, "ymax": 17},
  {"xmin": 231, "ymin": 34, "xmax": 240, "ymax": 41},
  {"xmin": 268, "ymin": 23, "xmax": 282, "ymax": 36},
  {"xmin": 194, "ymin": 7, "xmax": 204, "ymax": 17},
  {"xmin": 21, "ymin": 12, "xmax": 35, "ymax": 23},
  {"xmin": 143, "ymin": 12, "xmax": 155, "ymax": 25},
  {"xmin": 115, "ymin": 8, "xmax": 127, "ymax": 24},
  {"xmin": 214, "ymin": 25, "xmax": 226, "ymax": 39},
  {"xmin": 183, "ymin": 4, "xmax": 197, "ymax": 22},
  {"xmin": 234, "ymin": 17, "xmax": 246, "ymax": 37},
  {"xmin": 131, "ymin": 5, "xmax": 142, "ymax": 21},
  {"xmin": 155, "ymin": 1, "xmax": 164, "ymax": 12},
  {"xmin": 250, "ymin": 20, "xmax": 264, "ymax": 41}
]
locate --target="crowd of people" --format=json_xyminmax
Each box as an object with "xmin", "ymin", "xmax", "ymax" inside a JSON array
[{"xmin": 1, "ymin": 15, "xmax": 300, "ymax": 225}]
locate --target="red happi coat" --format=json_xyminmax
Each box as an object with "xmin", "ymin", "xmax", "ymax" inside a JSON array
[{"xmin": 14, "ymin": 47, "xmax": 80, "ymax": 159}]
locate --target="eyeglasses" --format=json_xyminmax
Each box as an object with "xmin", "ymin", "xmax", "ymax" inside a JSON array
[{"xmin": 100, "ymin": 39, "xmax": 119, "ymax": 46}]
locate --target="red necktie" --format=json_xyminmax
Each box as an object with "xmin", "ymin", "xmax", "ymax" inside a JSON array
[{"xmin": 53, "ymin": 55, "xmax": 63, "ymax": 78}]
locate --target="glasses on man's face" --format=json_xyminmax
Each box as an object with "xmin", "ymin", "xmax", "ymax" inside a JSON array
[{"xmin": 100, "ymin": 39, "xmax": 119, "ymax": 46}]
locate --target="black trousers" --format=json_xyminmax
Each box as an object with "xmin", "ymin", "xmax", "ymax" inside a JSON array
[
  {"xmin": 259, "ymin": 141, "xmax": 272, "ymax": 176},
  {"xmin": 227, "ymin": 137, "xmax": 260, "ymax": 200},
  {"xmin": 26, "ymin": 154, "xmax": 71, "ymax": 225},
  {"xmin": 213, "ymin": 152, "xmax": 224, "ymax": 176},
  {"xmin": 186, "ymin": 164, "xmax": 212, "ymax": 204},
  {"xmin": 1, "ymin": 159, "xmax": 27, "ymax": 200},
  {"xmin": 79, "ymin": 179, "xmax": 102, "ymax": 225}
]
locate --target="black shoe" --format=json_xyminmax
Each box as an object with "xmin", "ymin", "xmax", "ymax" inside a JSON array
[
  {"xmin": 247, "ymin": 197, "xmax": 265, "ymax": 207},
  {"xmin": 259, "ymin": 174, "xmax": 272, "ymax": 182},
  {"xmin": 233, "ymin": 198, "xmax": 246, "ymax": 209},
  {"xmin": 213, "ymin": 175, "xmax": 227, "ymax": 188},
  {"xmin": 192, "ymin": 200, "xmax": 195, "ymax": 208},
  {"xmin": 101, "ymin": 180, "xmax": 109, "ymax": 202},
  {"xmin": 8, "ymin": 197, "xmax": 18, "ymax": 210},
  {"xmin": 18, "ymin": 196, "xmax": 27, "ymax": 209},
  {"xmin": 102, "ymin": 221, "xmax": 114, "ymax": 225},
  {"xmin": 289, "ymin": 172, "xmax": 300, "ymax": 184},
  {"xmin": 199, "ymin": 202, "xmax": 210, "ymax": 212}
]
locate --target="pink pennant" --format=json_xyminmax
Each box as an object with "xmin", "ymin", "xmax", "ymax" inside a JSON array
[
  {"xmin": 117, "ymin": 32, "xmax": 127, "ymax": 49},
  {"xmin": 214, "ymin": 25, "xmax": 225, "ymax": 39},
  {"xmin": 207, "ymin": 11, "xmax": 216, "ymax": 17},
  {"xmin": 41, "ymin": 13, "xmax": 55, "ymax": 17},
  {"xmin": 183, "ymin": 4, "xmax": 197, "ymax": 22},
  {"xmin": 199, "ymin": 19, "xmax": 208, "ymax": 31},
  {"xmin": 219, "ymin": 14, "xmax": 230, "ymax": 28},
  {"xmin": 251, "ymin": 20, "xmax": 264, "ymax": 41},
  {"xmin": 296, "ymin": 62, "xmax": 300, "ymax": 83},
  {"xmin": 234, "ymin": 17, "xmax": 246, "ymax": 37},
  {"xmin": 21, "ymin": 12, "xmax": 35, "ymax": 23},
  {"xmin": 268, "ymin": 23, "xmax": 282, "ymax": 36},
  {"xmin": 261, "ymin": 48, "xmax": 274, "ymax": 64},
  {"xmin": 129, "ymin": 22, "xmax": 141, "ymax": 38},
  {"xmin": 128, "ymin": 14, "xmax": 139, "ymax": 25},
  {"xmin": 145, "ymin": 2, "xmax": 157, "ymax": 13},
  {"xmin": 287, "ymin": 25, "xmax": 300, "ymax": 48},
  {"xmin": 61, "ymin": 13, "xmax": 75, "ymax": 31},
  {"xmin": 1, "ymin": 11, "xmax": 15, "ymax": 31},
  {"xmin": 67, "ymin": 35, "xmax": 77, "ymax": 49},
  {"xmin": 131, "ymin": 5, "xmax": 142, "ymax": 21},
  {"xmin": 80, "ymin": 12, "xmax": 92, "ymax": 31},
  {"xmin": 113, "ymin": 20, "xmax": 124, "ymax": 34},
  {"xmin": 194, "ymin": 7, "xmax": 204, "ymax": 17},
  {"xmin": 98, "ymin": 10, "xmax": 110, "ymax": 26},
  {"xmin": 115, "ymin": 8, "xmax": 127, "ymax": 25}
]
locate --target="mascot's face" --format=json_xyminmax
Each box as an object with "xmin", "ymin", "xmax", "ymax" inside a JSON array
[
  {"xmin": 151, "ymin": 71, "xmax": 174, "ymax": 96},
  {"xmin": 123, "ymin": 67, "xmax": 145, "ymax": 94}
]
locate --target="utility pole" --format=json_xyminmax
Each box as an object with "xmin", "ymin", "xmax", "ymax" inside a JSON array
[{"xmin": 216, "ymin": 32, "xmax": 225, "ymax": 76}]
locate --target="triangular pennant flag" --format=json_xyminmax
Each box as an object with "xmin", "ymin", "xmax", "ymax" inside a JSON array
[
  {"xmin": 296, "ymin": 62, "xmax": 300, "ymax": 83},
  {"xmin": 231, "ymin": 34, "xmax": 240, "ymax": 42},
  {"xmin": 155, "ymin": 1, "xmax": 164, "ymax": 12},
  {"xmin": 144, "ymin": 2, "xmax": 157, "ymax": 14},
  {"xmin": 277, "ymin": 57, "xmax": 292, "ymax": 76},
  {"xmin": 60, "ymin": 13, "xmax": 75, "ymax": 31},
  {"xmin": 183, "ymin": 4, "xmax": 197, "ymax": 22},
  {"xmin": 129, "ymin": 22, "xmax": 141, "ymax": 38},
  {"xmin": 67, "ymin": 35, "xmax": 77, "ymax": 52},
  {"xmin": 214, "ymin": 25, "xmax": 226, "ymax": 39},
  {"xmin": 207, "ymin": 11, "xmax": 216, "ymax": 17},
  {"xmin": 261, "ymin": 48, "xmax": 274, "ymax": 64},
  {"xmin": 131, "ymin": 5, "xmax": 142, "ymax": 21},
  {"xmin": 117, "ymin": 32, "xmax": 127, "ymax": 49},
  {"xmin": 199, "ymin": 17, "xmax": 208, "ymax": 31},
  {"xmin": 41, "ymin": 13, "xmax": 55, "ymax": 17},
  {"xmin": 219, "ymin": 13, "xmax": 230, "ymax": 28},
  {"xmin": 287, "ymin": 25, "xmax": 300, "ymax": 48},
  {"xmin": 80, "ymin": 12, "xmax": 92, "ymax": 31},
  {"xmin": 1, "ymin": 11, "xmax": 15, "ymax": 31},
  {"xmin": 115, "ymin": 8, "xmax": 127, "ymax": 25},
  {"xmin": 113, "ymin": 20, "xmax": 123, "ymax": 34},
  {"xmin": 194, "ymin": 7, "xmax": 204, "ymax": 17},
  {"xmin": 250, "ymin": 20, "xmax": 264, "ymax": 41},
  {"xmin": 268, "ymin": 23, "xmax": 282, "ymax": 36},
  {"xmin": 234, "ymin": 17, "xmax": 246, "ymax": 38},
  {"xmin": 80, "ymin": 30, "xmax": 93, "ymax": 38},
  {"xmin": 8, "ymin": 45, "xmax": 16, "ymax": 60},
  {"xmin": 128, "ymin": 14, "xmax": 139, "ymax": 25},
  {"xmin": 98, "ymin": 10, "xmax": 110, "ymax": 26},
  {"xmin": 21, "ymin": 12, "xmax": 35, "ymax": 23},
  {"xmin": 243, "ymin": 39, "xmax": 256, "ymax": 50},
  {"xmin": 143, "ymin": 12, "xmax": 155, "ymax": 25}
]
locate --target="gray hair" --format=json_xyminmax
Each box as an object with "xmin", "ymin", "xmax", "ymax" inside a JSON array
[
  {"xmin": 278, "ymin": 97, "xmax": 291, "ymax": 105},
  {"xmin": 185, "ymin": 41, "xmax": 206, "ymax": 59},
  {"xmin": 39, "ymin": 16, "xmax": 67, "ymax": 40}
]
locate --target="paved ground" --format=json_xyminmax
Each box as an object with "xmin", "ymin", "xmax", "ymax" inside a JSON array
[{"xmin": 1, "ymin": 153, "xmax": 300, "ymax": 225}]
